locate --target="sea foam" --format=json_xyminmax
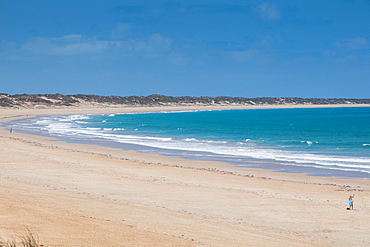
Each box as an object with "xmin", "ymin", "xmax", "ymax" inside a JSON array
[{"xmin": 4, "ymin": 107, "xmax": 370, "ymax": 178}]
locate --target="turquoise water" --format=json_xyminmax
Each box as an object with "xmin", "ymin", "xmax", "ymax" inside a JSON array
[{"xmin": 4, "ymin": 107, "xmax": 370, "ymax": 178}]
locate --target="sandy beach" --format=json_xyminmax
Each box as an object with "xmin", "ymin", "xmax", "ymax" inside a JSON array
[{"xmin": 1, "ymin": 105, "xmax": 370, "ymax": 246}]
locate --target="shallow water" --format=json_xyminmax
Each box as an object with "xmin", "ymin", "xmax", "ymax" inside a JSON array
[{"xmin": 4, "ymin": 107, "xmax": 370, "ymax": 179}]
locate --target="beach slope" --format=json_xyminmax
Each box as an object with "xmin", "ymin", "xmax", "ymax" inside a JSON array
[{"xmin": 1, "ymin": 107, "xmax": 370, "ymax": 247}]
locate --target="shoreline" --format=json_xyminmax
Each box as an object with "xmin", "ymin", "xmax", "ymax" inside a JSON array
[
  {"xmin": 1, "ymin": 105, "xmax": 370, "ymax": 246},
  {"xmin": 2, "ymin": 104, "xmax": 370, "ymax": 180},
  {"xmin": 1, "ymin": 102, "xmax": 369, "ymax": 120},
  {"xmin": 1, "ymin": 104, "xmax": 370, "ymax": 184}
]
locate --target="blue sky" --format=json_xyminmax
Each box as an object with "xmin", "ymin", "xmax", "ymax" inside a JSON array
[{"xmin": 1, "ymin": 0, "xmax": 369, "ymax": 98}]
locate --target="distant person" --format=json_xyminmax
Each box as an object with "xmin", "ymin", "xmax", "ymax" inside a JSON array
[
  {"xmin": 10, "ymin": 128, "xmax": 12, "ymax": 133},
  {"xmin": 348, "ymin": 194, "xmax": 355, "ymax": 210}
]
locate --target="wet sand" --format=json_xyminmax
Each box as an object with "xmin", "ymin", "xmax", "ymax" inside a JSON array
[{"xmin": 1, "ymin": 106, "xmax": 370, "ymax": 246}]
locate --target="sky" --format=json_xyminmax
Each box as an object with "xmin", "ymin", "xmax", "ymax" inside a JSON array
[{"xmin": 0, "ymin": 0, "xmax": 369, "ymax": 98}]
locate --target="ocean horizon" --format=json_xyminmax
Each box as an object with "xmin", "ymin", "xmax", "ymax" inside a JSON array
[{"xmin": 4, "ymin": 107, "xmax": 370, "ymax": 179}]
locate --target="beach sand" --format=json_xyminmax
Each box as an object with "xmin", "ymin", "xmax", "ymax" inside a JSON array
[{"xmin": 1, "ymin": 106, "xmax": 370, "ymax": 246}]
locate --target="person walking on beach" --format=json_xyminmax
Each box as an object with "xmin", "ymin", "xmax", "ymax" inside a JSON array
[{"xmin": 348, "ymin": 194, "xmax": 355, "ymax": 210}]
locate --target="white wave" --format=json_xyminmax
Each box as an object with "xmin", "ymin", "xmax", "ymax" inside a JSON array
[
  {"xmin": 70, "ymin": 129, "xmax": 174, "ymax": 143},
  {"xmin": 113, "ymin": 138, "xmax": 369, "ymax": 173},
  {"xmin": 185, "ymin": 138, "xmax": 197, "ymax": 141},
  {"xmin": 301, "ymin": 140, "xmax": 318, "ymax": 145},
  {"xmin": 35, "ymin": 119, "xmax": 53, "ymax": 125},
  {"xmin": 61, "ymin": 115, "xmax": 91, "ymax": 121},
  {"xmin": 18, "ymin": 114, "xmax": 370, "ymax": 175},
  {"xmin": 183, "ymin": 138, "xmax": 227, "ymax": 144},
  {"xmin": 93, "ymin": 134, "xmax": 369, "ymax": 169},
  {"xmin": 40, "ymin": 120, "xmax": 370, "ymax": 172},
  {"xmin": 203, "ymin": 140, "xmax": 228, "ymax": 144}
]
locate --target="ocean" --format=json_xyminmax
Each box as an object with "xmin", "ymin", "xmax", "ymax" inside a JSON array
[{"xmin": 4, "ymin": 107, "xmax": 370, "ymax": 179}]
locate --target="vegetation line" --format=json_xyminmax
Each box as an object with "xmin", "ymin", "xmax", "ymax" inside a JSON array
[{"xmin": 0, "ymin": 93, "xmax": 369, "ymax": 108}]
